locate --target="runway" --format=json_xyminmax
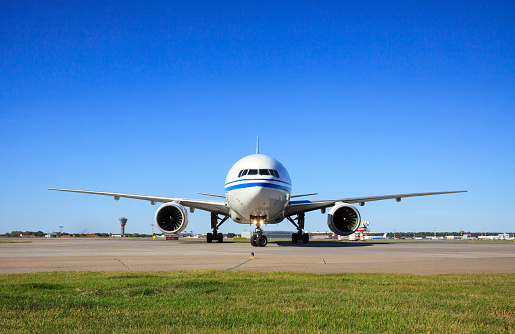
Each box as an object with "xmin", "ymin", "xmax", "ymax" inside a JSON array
[{"xmin": 1, "ymin": 238, "xmax": 514, "ymax": 275}]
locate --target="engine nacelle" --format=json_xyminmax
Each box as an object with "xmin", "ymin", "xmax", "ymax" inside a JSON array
[
  {"xmin": 154, "ymin": 202, "xmax": 188, "ymax": 234},
  {"xmin": 327, "ymin": 202, "xmax": 361, "ymax": 236}
]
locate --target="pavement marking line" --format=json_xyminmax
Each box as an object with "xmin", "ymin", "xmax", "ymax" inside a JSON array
[{"xmin": 227, "ymin": 258, "xmax": 254, "ymax": 271}]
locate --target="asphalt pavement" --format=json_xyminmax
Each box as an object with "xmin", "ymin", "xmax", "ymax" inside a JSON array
[{"xmin": 1, "ymin": 238, "xmax": 514, "ymax": 275}]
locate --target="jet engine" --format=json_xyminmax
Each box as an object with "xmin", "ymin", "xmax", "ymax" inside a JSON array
[
  {"xmin": 327, "ymin": 202, "xmax": 361, "ymax": 235},
  {"xmin": 154, "ymin": 202, "xmax": 188, "ymax": 234}
]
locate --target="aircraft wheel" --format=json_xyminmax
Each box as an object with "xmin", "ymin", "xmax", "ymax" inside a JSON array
[
  {"xmin": 207, "ymin": 233, "xmax": 213, "ymax": 243},
  {"xmin": 217, "ymin": 233, "xmax": 224, "ymax": 243},
  {"xmin": 258, "ymin": 235, "xmax": 268, "ymax": 247},
  {"xmin": 292, "ymin": 233, "xmax": 298, "ymax": 243},
  {"xmin": 302, "ymin": 233, "xmax": 309, "ymax": 243},
  {"xmin": 250, "ymin": 235, "xmax": 258, "ymax": 247}
]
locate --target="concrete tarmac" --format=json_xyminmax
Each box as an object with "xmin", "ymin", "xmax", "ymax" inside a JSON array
[{"xmin": 1, "ymin": 238, "xmax": 514, "ymax": 275}]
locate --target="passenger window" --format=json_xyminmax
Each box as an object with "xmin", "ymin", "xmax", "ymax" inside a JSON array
[
  {"xmin": 259, "ymin": 169, "xmax": 270, "ymax": 175},
  {"xmin": 248, "ymin": 169, "xmax": 258, "ymax": 175}
]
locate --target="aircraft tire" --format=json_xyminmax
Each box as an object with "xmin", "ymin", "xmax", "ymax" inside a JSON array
[
  {"xmin": 217, "ymin": 233, "xmax": 224, "ymax": 243},
  {"xmin": 302, "ymin": 233, "xmax": 309, "ymax": 243},
  {"xmin": 292, "ymin": 233, "xmax": 298, "ymax": 243},
  {"xmin": 250, "ymin": 235, "xmax": 258, "ymax": 246},
  {"xmin": 258, "ymin": 235, "xmax": 268, "ymax": 247},
  {"xmin": 207, "ymin": 233, "xmax": 213, "ymax": 243}
]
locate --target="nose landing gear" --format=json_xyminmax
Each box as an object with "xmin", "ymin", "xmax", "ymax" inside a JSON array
[
  {"xmin": 250, "ymin": 227, "xmax": 268, "ymax": 247},
  {"xmin": 249, "ymin": 215, "xmax": 268, "ymax": 247}
]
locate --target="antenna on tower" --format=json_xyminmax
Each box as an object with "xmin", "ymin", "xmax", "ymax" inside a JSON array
[{"xmin": 256, "ymin": 136, "xmax": 259, "ymax": 154}]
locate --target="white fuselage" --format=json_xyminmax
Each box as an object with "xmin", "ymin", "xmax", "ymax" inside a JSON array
[{"xmin": 225, "ymin": 154, "xmax": 291, "ymax": 225}]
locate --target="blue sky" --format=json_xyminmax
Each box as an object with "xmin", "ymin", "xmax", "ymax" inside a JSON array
[{"xmin": 1, "ymin": 0, "xmax": 514, "ymax": 235}]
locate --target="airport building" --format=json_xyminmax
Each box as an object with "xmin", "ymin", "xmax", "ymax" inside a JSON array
[{"xmin": 478, "ymin": 233, "xmax": 514, "ymax": 240}]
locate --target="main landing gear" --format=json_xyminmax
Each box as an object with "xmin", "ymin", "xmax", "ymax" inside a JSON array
[
  {"xmin": 250, "ymin": 226, "xmax": 268, "ymax": 247},
  {"xmin": 287, "ymin": 213, "xmax": 309, "ymax": 243},
  {"xmin": 206, "ymin": 213, "xmax": 228, "ymax": 243}
]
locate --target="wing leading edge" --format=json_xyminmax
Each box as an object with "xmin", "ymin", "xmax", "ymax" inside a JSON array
[
  {"xmin": 49, "ymin": 188, "xmax": 467, "ymax": 220},
  {"xmin": 285, "ymin": 190, "xmax": 467, "ymax": 217},
  {"xmin": 47, "ymin": 188, "xmax": 229, "ymax": 216}
]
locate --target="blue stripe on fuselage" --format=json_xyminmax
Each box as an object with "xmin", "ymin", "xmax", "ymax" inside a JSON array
[{"xmin": 225, "ymin": 182, "xmax": 292, "ymax": 192}]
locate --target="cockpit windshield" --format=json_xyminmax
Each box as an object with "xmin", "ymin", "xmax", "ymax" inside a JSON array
[
  {"xmin": 238, "ymin": 169, "xmax": 280, "ymax": 178},
  {"xmin": 247, "ymin": 169, "xmax": 258, "ymax": 175}
]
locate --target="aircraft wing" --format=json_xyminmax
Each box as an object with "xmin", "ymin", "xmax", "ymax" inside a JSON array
[
  {"xmin": 48, "ymin": 188, "xmax": 230, "ymax": 215},
  {"xmin": 285, "ymin": 190, "xmax": 467, "ymax": 217}
]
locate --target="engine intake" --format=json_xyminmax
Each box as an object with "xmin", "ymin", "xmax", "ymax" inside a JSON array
[
  {"xmin": 154, "ymin": 202, "xmax": 188, "ymax": 234},
  {"xmin": 327, "ymin": 203, "xmax": 361, "ymax": 236}
]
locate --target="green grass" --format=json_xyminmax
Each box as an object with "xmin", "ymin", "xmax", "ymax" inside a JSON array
[{"xmin": 0, "ymin": 272, "xmax": 513, "ymax": 333}]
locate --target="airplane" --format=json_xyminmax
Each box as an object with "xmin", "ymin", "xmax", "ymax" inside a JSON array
[
  {"xmin": 364, "ymin": 232, "xmax": 388, "ymax": 240},
  {"xmin": 48, "ymin": 140, "xmax": 467, "ymax": 247}
]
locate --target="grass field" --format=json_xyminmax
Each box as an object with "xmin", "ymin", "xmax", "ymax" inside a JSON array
[{"xmin": 0, "ymin": 271, "xmax": 513, "ymax": 333}]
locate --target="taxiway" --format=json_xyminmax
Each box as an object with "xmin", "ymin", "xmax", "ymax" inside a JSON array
[{"xmin": 1, "ymin": 238, "xmax": 514, "ymax": 275}]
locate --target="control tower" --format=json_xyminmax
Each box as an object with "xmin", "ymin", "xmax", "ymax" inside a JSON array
[{"xmin": 119, "ymin": 217, "xmax": 127, "ymax": 237}]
